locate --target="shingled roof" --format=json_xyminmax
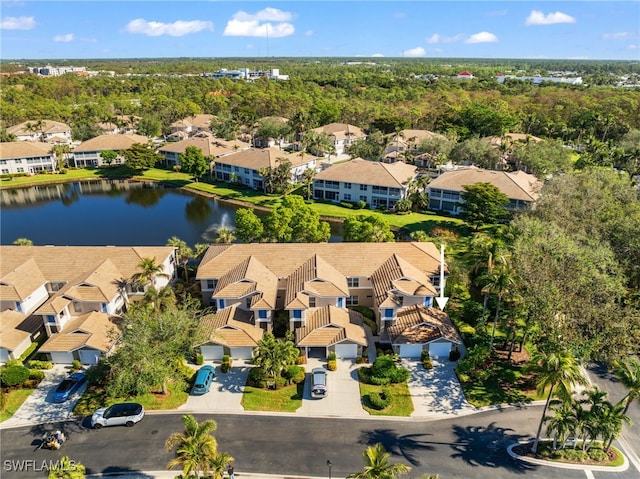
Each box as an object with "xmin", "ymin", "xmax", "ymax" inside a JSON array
[
  {"xmin": 285, "ymin": 254, "xmax": 349, "ymax": 309},
  {"xmin": 0, "ymin": 258, "xmax": 47, "ymax": 302},
  {"xmin": 0, "ymin": 141, "xmax": 53, "ymax": 160},
  {"xmin": 215, "ymin": 147, "xmax": 316, "ymax": 170},
  {"xmin": 314, "ymin": 159, "xmax": 417, "ymax": 188},
  {"xmin": 39, "ymin": 311, "xmax": 119, "ymax": 353},
  {"xmin": 73, "ymin": 134, "xmax": 151, "ymax": 152},
  {"xmin": 198, "ymin": 305, "xmax": 263, "ymax": 347},
  {"xmin": 0, "ymin": 310, "xmax": 41, "ymax": 352},
  {"xmin": 212, "ymin": 256, "xmax": 278, "ymax": 309},
  {"xmin": 386, "ymin": 305, "xmax": 462, "ymax": 345},
  {"xmin": 295, "ymin": 305, "xmax": 366, "ymax": 347}
]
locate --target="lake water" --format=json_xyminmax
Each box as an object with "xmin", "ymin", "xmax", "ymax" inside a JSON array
[{"xmin": 0, "ymin": 180, "xmax": 342, "ymax": 246}]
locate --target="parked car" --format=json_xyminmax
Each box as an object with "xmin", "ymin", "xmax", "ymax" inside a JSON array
[
  {"xmin": 191, "ymin": 365, "xmax": 215, "ymax": 395},
  {"xmin": 52, "ymin": 372, "xmax": 87, "ymax": 403},
  {"xmin": 91, "ymin": 402, "xmax": 145, "ymax": 429},
  {"xmin": 311, "ymin": 367, "xmax": 327, "ymax": 398}
]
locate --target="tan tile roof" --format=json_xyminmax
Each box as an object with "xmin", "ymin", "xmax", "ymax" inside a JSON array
[
  {"xmin": 7, "ymin": 120, "xmax": 71, "ymax": 135},
  {"xmin": 213, "ymin": 256, "xmax": 278, "ymax": 309},
  {"xmin": 389, "ymin": 129, "xmax": 446, "ymax": 143},
  {"xmin": 171, "ymin": 114, "xmax": 215, "ymax": 129},
  {"xmin": 216, "ymin": 147, "xmax": 316, "ymax": 170},
  {"xmin": 370, "ymin": 254, "xmax": 439, "ymax": 308},
  {"xmin": 310, "ymin": 123, "xmax": 366, "ymax": 141},
  {"xmin": 295, "ymin": 306, "xmax": 366, "ymax": 347},
  {"xmin": 0, "ymin": 310, "xmax": 41, "ymax": 351},
  {"xmin": 484, "ymin": 133, "xmax": 543, "ymax": 148},
  {"xmin": 158, "ymin": 136, "xmax": 251, "ymax": 157},
  {"xmin": 285, "ymin": 255, "xmax": 349, "ymax": 308},
  {"xmin": 0, "ymin": 258, "xmax": 47, "ymax": 301},
  {"xmin": 39, "ymin": 311, "xmax": 119, "ymax": 353},
  {"xmin": 197, "ymin": 243, "xmax": 441, "ymax": 282},
  {"xmin": 73, "ymin": 134, "xmax": 151, "ymax": 152},
  {"xmin": 198, "ymin": 306, "xmax": 263, "ymax": 347},
  {"xmin": 36, "ymin": 296, "xmax": 71, "ymax": 314},
  {"xmin": 0, "ymin": 141, "xmax": 53, "ymax": 160},
  {"xmin": 314, "ymin": 158, "xmax": 417, "ymax": 188},
  {"xmin": 387, "ymin": 305, "xmax": 462, "ymax": 345},
  {"xmin": 427, "ymin": 167, "xmax": 543, "ymax": 201}
]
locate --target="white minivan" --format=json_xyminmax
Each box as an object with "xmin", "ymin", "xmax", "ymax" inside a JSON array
[{"xmin": 311, "ymin": 367, "xmax": 327, "ymax": 398}]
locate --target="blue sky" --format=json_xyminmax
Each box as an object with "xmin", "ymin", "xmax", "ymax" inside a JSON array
[{"xmin": 1, "ymin": 1, "xmax": 639, "ymax": 60}]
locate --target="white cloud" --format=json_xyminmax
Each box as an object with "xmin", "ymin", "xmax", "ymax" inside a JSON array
[
  {"xmin": 426, "ymin": 33, "xmax": 464, "ymax": 44},
  {"xmin": 465, "ymin": 32, "xmax": 498, "ymax": 44},
  {"xmin": 0, "ymin": 16, "xmax": 35, "ymax": 30},
  {"xmin": 371, "ymin": 53, "xmax": 385, "ymax": 57},
  {"xmin": 403, "ymin": 47, "xmax": 425, "ymax": 57},
  {"xmin": 304, "ymin": 29, "xmax": 313, "ymax": 37},
  {"xmin": 53, "ymin": 33, "xmax": 73, "ymax": 43},
  {"xmin": 628, "ymin": 44, "xmax": 639, "ymax": 50},
  {"xmin": 525, "ymin": 10, "xmax": 576, "ymax": 26},
  {"xmin": 224, "ymin": 8, "xmax": 295, "ymax": 38},
  {"xmin": 602, "ymin": 32, "xmax": 634, "ymax": 40},
  {"xmin": 125, "ymin": 18, "xmax": 213, "ymax": 37}
]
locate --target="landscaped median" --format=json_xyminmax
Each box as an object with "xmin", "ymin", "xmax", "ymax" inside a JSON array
[{"xmin": 507, "ymin": 440, "xmax": 628, "ymax": 472}]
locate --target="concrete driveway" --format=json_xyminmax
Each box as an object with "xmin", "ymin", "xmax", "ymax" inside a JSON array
[
  {"xmin": 1, "ymin": 365, "xmax": 87, "ymax": 428},
  {"xmin": 178, "ymin": 361, "xmax": 251, "ymax": 413},
  {"xmin": 297, "ymin": 358, "xmax": 368, "ymax": 417},
  {"xmin": 402, "ymin": 359, "xmax": 477, "ymax": 418}
]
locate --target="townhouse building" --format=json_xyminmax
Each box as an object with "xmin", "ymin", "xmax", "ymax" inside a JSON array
[
  {"xmin": 7, "ymin": 120, "xmax": 72, "ymax": 144},
  {"xmin": 158, "ymin": 134, "xmax": 251, "ymax": 169},
  {"xmin": 0, "ymin": 142, "xmax": 57, "ymax": 175},
  {"xmin": 72, "ymin": 134, "xmax": 151, "ymax": 167}
]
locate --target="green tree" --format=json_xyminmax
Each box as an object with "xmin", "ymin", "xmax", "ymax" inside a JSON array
[
  {"xmin": 460, "ymin": 182, "xmax": 510, "ymax": 230},
  {"xmin": 51, "ymin": 144, "xmax": 72, "ymax": 170},
  {"xmin": 165, "ymin": 414, "xmax": 219, "ymax": 479},
  {"xmin": 234, "ymin": 208, "xmax": 264, "ymax": 243},
  {"xmin": 254, "ymin": 117, "xmax": 291, "ymax": 149},
  {"xmin": 511, "ymin": 139, "xmax": 572, "ymax": 177},
  {"xmin": 99, "ymin": 150, "xmax": 118, "ymax": 168},
  {"xmin": 210, "ymin": 452, "xmax": 235, "ymax": 479},
  {"xmin": 449, "ymin": 137, "xmax": 502, "ymax": 169},
  {"xmin": 166, "ymin": 236, "xmax": 194, "ymax": 282},
  {"xmin": 301, "ymin": 168, "xmax": 316, "ymax": 200},
  {"xmin": 347, "ymin": 443, "xmax": 411, "ymax": 479},
  {"xmin": 12, "ymin": 238, "xmax": 33, "ymax": 246},
  {"xmin": 137, "ymin": 115, "xmax": 162, "ymax": 138},
  {"xmin": 0, "ymin": 127, "xmax": 17, "ymax": 142},
  {"xmin": 122, "ymin": 143, "xmax": 161, "ymax": 171},
  {"xmin": 263, "ymin": 195, "xmax": 330, "ymax": 243},
  {"xmin": 480, "ymin": 262, "xmax": 515, "ymax": 350},
  {"xmin": 253, "ymin": 332, "xmax": 299, "ymax": 382},
  {"xmin": 179, "ymin": 146, "xmax": 209, "ymax": 181},
  {"xmin": 215, "ymin": 226, "xmax": 236, "ymax": 244},
  {"xmin": 545, "ymin": 399, "xmax": 576, "ymax": 450},
  {"xmin": 529, "ymin": 349, "xmax": 587, "ymax": 453},
  {"xmin": 344, "ymin": 214, "xmax": 394, "ymax": 242},
  {"xmin": 48, "ymin": 456, "xmax": 86, "ymax": 479},
  {"xmin": 131, "ymin": 256, "xmax": 170, "ymax": 290},
  {"xmin": 0, "ymin": 364, "xmax": 30, "ymax": 388},
  {"xmin": 141, "ymin": 285, "xmax": 176, "ymax": 314},
  {"xmin": 613, "ymin": 358, "xmax": 640, "ymax": 416}
]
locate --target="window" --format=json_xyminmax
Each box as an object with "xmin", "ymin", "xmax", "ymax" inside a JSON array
[
  {"xmin": 430, "ymin": 188, "xmax": 442, "ymax": 196},
  {"xmin": 0, "ymin": 160, "xmax": 6, "ymax": 165},
  {"xmin": 359, "ymin": 184, "xmax": 368, "ymax": 191},
  {"xmin": 15, "ymin": 302, "xmax": 22, "ymax": 312},
  {"xmin": 337, "ymin": 297, "xmax": 344, "ymax": 308},
  {"xmin": 344, "ymin": 182, "xmax": 352, "ymax": 189},
  {"xmin": 258, "ymin": 310, "xmax": 268, "ymax": 319},
  {"xmin": 308, "ymin": 297, "xmax": 316, "ymax": 307},
  {"xmin": 206, "ymin": 280, "xmax": 216, "ymax": 289},
  {"xmin": 217, "ymin": 299, "xmax": 226, "ymax": 309},
  {"xmin": 233, "ymin": 166, "xmax": 240, "ymax": 172},
  {"xmin": 343, "ymin": 194, "xmax": 351, "ymax": 201},
  {"xmin": 17, "ymin": 167, "xmax": 24, "ymax": 173},
  {"xmin": 14, "ymin": 159, "xmax": 22, "ymax": 163},
  {"xmin": 347, "ymin": 277, "xmax": 359, "ymax": 287},
  {"xmin": 346, "ymin": 295, "xmax": 359, "ymax": 306},
  {"xmin": 292, "ymin": 309, "xmax": 302, "ymax": 319},
  {"xmin": 383, "ymin": 308, "xmax": 394, "ymax": 319},
  {"xmin": 244, "ymin": 168, "xmax": 251, "ymax": 174},
  {"xmin": 360, "ymin": 195, "xmax": 367, "ymax": 202},
  {"xmin": 1, "ymin": 169, "xmax": 8, "ymax": 174}
]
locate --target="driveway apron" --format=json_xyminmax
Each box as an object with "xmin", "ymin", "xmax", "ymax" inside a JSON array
[{"xmin": 178, "ymin": 361, "xmax": 250, "ymax": 413}]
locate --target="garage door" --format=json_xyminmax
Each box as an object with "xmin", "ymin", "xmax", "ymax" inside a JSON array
[
  {"xmin": 50, "ymin": 352, "xmax": 74, "ymax": 364},
  {"xmin": 429, "ymin": 342, "xmax": 451, "ymax": 358},
  {"xmin": 78, "ymin": 349, "xmax": 101, "ymax": 365},
  {"xmin": 307, "ymin": 347, "xmax": 327, "ymax": 359},
  {"xmin": 229, "ymin": 347, "xmax": 254, "ymax": 360},
  {"xmin": 334, "ymin": 343, "xmax": 358, "ymax": 359},
  {"xmin": 201, "ymin": 345, "xmax": 224, "ymax": 360},
  {"xmin": 399, "ymin": 344, "xmax": 424, "ymax": 358}
]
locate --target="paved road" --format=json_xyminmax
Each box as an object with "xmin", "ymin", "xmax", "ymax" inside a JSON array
[{"xmin": 1, "ymin": 407, "xmax": 638, "ymax": 479}]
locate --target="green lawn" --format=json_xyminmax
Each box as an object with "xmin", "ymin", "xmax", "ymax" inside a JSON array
[
  {"xmin": 0, "ymin": 388, "xmax": 34, "ymax": 422},
  {"xmin": 359, "ymin": 382, "xmax": 414, "ymax": 416},
  {"xmin": 72, "ymin": 380, "xmax": 188, "ymax": 416},
  {"xmin": 241, "ymin": 383, "xmax": 304, "ymax": 412}
]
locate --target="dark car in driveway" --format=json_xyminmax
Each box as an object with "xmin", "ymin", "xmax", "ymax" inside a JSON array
[{"xmin": 52, "ymin": 372, "xmax": 87, "ymax": 403}]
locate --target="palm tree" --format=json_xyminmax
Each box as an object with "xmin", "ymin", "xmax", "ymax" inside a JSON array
[
  {"xmin": 545, "ymin": 399, "xmax": 576, "ymax": 450},
  {"xmin": 209, "ymin": 452, "xmax": 234, "ymax": 479},
  {"xmin": 347, "ymin": 443, "xmax": 411, "ymax": 479},
  {"xmin": 131, "ymin": 257, "xmax": 170, "ymax": 291},
  {"xmin": 215, "ymin": 226, "xmax": 236, "ymax": 244},
  {"xmin": 165, "ymin": 414, "xmax": 219, "ymax": 479},
  {"xmin": 51, "ymin": 144, "xmax": 71, "ymax": 170},
  {"xmin": 529, "ymin": 349, "xmax": 587, "ymax": 453},
  {"xmin": 613, "ymin": 358, "xmax": 640, "ymax": 416},
  {"xmin": 142, "ymin": 285, "xmax": 176, "ymax": 313},
  {"xmin": 480, "ymin": 262, "xmax": 515, "ymax": 351},
  {"xmin": 167, "ymin": 236, "xmax": 194, "ymax": 282},
  {"xmin": 253, "ymin": 332, "xmax": 299, "ymax": 382},
  {"xmin": 48, "ymin": 455, "xmax": 86, "ymax": 479},
  {"xmin": 12, "ymin": 238, "xmax": 33, "ymax": 246},
  {"xmin": 600, "ymin": 400, "xmax": 631, "ymax": 452},
  {"xmin": 301, "ymin": 167, "xmax": 316, "ymax": 200}
]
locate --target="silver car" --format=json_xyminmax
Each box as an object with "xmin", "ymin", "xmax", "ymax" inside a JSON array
[
  {"xmin": 91, "ymin": 402, "xmax": 145, "ymax": 429},
  {"xmin": 311, "ymin": 367, "xmax": 327, "ymax": 398}
]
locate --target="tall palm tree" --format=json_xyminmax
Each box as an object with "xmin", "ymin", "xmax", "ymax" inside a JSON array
[
  {"xmin": 545, "ymin": 399, "xmax": 576, "ymax": 450},
  {"xmin": 347, "ymin": 443, "xmax": 411, "ymax": 479},
  {"xmin": 209, "ymin": 452, "xmax": 234, "ymax": 479},
  {"xmin": 600, "ymin": 400, "xmax": 631, "ymax": 452},
  {"xmin": 253, "ymin": 332, "xmax": 299, "ymax": 382},
  {"xmin": 131, "ymin": 257, "xmax": 170, "ymax": 291},
  {"xmin": 165, "ymin": 414, "xmax": 219, "ymax": 479},
  {"xmin": 166, "ymin": 236, "xmax": 194, "ymax": 282},
  {"xmin": 613, "ymin": 358, "xmax": 640, "ymax": 416},
  {"xmin": 142, "ymin": 285, "xmax": 176, "ymax": 313},
  {"xmin": 215, "ymin": 226, "xmax": 236, "ymax": 244},
  {"xmin": 481, "ymin": 262, "xmax": 515, "ymax": 351},
  {"xmin": 529, "ymin": 349, "xmax": 587, "ymax": 453}
]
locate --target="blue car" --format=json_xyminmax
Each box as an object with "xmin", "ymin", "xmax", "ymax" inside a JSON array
[
  {"xmin": 52, "ymin": 372, "xmax": 87, "ymax": 403},
  {"xmin": 191, "ymin": 365, "xmax": 215, "ymax": 395}
]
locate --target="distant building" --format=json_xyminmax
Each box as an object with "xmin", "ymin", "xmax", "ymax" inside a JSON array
[
  {"xmin": 25, "ymin": 65, "xmax": 87, "ymax": 76},
  {"xmin": 497, "ymin": 73, "xmax": 583, "ymax": 85},
  {"xmin": 202, "ymin": 68, "xmax": 289, "ymax": 81},
  {"xmin": 456, "ymin": 71, "xmax": 474, "ymax": 79}
]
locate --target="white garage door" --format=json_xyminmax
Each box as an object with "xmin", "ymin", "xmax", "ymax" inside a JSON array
[
  {"xmin": 399, "ymin": 344, "xmax": 424, "ymax": 358},
  {"xmin": 429, "ymin": 342, "xmax": 452, "ymax": 358},
  {"xmin": 50, "ymin": 352, "xmax": 74, "ymax": 364},
  {"xmin": 78, "ymin": 349, "xmax": 101, "ymax": 365},
  {"xmin": 0, "ymin": 348, "xmax": 10, "ymax": 363},
  {"xmin": 334, "ymin": 343, "xmax": 358, "ymax": 359},
  {"xmin": 229, "ymin": 347, "xmax": 254, "ymax": 360},
  {"xmin": 201, "ymin": 345, "xmax": 224, "ymax": 360}
]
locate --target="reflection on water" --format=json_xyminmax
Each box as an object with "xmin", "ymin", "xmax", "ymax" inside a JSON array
[{"xmin": 0, "ymin": 179, "xmax": 343, "ymax": 246}]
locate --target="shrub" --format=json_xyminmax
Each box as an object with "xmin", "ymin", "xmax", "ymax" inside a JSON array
[
  {"xmin": 388, "ymin": 367, "xmax": 410, "ymax": 383},
  {"xmin": 174, "ymin": 359, "xmax": 196, "ymax": 381},
  {"xmin": 362, "ymin": 317, "xmax": 378, "ymax": 336},
  {"xmin": 195, "ymin": 353, "xmax": 204, "ymax": 365},
  {"xmin": 28, "ymin": 360, "xmax": 53, "ymax": 370},
  {"xmin": 367, "ymin": 387, "xmax": 392, "ymax": 410},
  {"xmin": 247, "ymin": 367, "xmax": 268, "ymax": 388},
  {"xmin": 588, "ymin": 448, "xmax": 608, "ymax": 462},
  {"xmin": 28, "ymin": 369, "xmax": 45, "ymax": 381},
  {"xmin": 368, "ymin": 375, "xmax": 391, "ymax": 385},
  {"xmin": 19, "ymin": 342, "xmax": 39, "ymax": 362},
  {"xmin": 4, "ymin": 359, "xmax": 23, "ymax": 368},
  {"xmin": 327, "ymin": 352, "xmax": 337, "ymax": 361},
  {"xmin": 221, "ymin": 363, "xmax": 231, "ymax": 373},
  {"xmin": 71, "ymin": 359, "xmax": 83, "ymax": 371},
  {"xmin": 339, "ymin": 201, "xmax": 354, "ymax": 209},
  {"xmin": 283, "ymin": 365, "xmax": 305, "ymax": 384},
  {"xmin": 0, "ymin": 365, "xmax": 30, "ymax": 388},
  {"xmin": 371, "ymin": 356, "xmax": 395, "ymax": 377},
  {"xmin": 296, "ymin": 355, "xmax": 307, "ymax": 365},
  {"xmin": 357, "ymin": 200, "xmax": 367, "ymax": 209},
  {"xmin": 85, "ymin": 360, "xmax": 111, "ymax": 386},
  {"xmin": 327, "ymin": 359, "xmax": 337, "ymax": 371}
]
